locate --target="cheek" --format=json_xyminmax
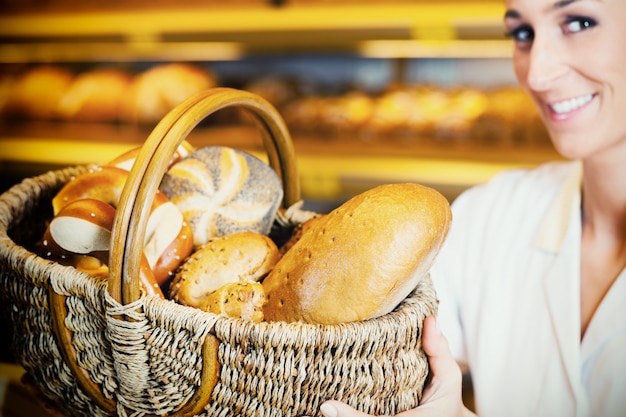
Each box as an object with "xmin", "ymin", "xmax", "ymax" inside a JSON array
[
  {"xmin": 512, "ymin": 51, "xmax": 530, "ymax": 87},
  {"xmin": 582, "ymin": 37, "xmax": 626, "ymax": 104},
  {"xmin": 605, "ymin": 37, "xmax": 626, "ymax": 93}
]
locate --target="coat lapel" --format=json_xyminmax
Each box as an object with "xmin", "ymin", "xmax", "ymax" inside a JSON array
[
  {"xmin": 581, "ymin": 268, "xmax": 626, "ymax": 360},
  {"xmin": 542, "ymin": 233, "xmax": 582, "ymax": 399},
  {"xmin": 535, "ymin": 162, "xmax": 583, "ymax": 399}
]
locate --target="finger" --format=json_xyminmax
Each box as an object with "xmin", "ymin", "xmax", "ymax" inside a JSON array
[
  {"xmin": 420, "ymin": 316, "xmax": 462, "ymax": 402},
  {"xmin": 422, "ymin": 316, "xmax": 459, "ymax": 379},
  {"xmin": 318, "ymin": 400, "xmax": 373, "ymax": 417}
]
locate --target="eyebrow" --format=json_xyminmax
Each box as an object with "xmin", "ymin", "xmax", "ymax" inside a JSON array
[
  {"xmin": 504, "ymin": 0, "xmax": 580, "ymax": 19},
  {"xmin": 553, "ymin": 0, "xmax": 579, "ymax": 8}
]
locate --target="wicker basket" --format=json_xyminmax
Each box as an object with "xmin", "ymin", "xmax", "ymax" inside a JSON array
[{"xmin": 0, "ymin": 88, "xmax": 438, "ymax": 417}]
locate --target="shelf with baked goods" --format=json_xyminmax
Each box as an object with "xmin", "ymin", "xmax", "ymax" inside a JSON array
[{"xmin": 0, "ymin": 62, "xmax": 560, "ymax": 207}]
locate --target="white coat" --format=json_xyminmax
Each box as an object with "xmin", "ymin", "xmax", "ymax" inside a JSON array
[{"xmin": 431, "ymin": 160, "xmax": 626, "ymax": 417}]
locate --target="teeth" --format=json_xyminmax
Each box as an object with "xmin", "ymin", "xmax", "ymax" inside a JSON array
[{"xmin": 550, "ymin": 94, "xmax": 593, "ymax": 114}]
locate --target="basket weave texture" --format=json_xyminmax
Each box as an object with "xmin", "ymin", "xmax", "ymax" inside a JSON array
[{"xmin": 0, "ymin": 88, "xmax": 438, "ymax": 417}]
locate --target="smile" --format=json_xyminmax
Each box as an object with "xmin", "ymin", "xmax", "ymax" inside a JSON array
[{"xmin": 549, "ymin": 94, "xmax": 594, "ymax": 114}]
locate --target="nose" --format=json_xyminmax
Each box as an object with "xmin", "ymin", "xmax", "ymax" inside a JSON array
[{"xmin": 522, "ymin": 33, "xmax": 568, "ymax": 92}]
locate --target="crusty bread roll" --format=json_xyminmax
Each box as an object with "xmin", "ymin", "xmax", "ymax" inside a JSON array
[
  {"xmin": 56, "ymin": 68, "xmax": 133, "ymax": 122},
  {"xmin": 50, "ymin": 164, "xmax": 192, "ymax": 293},
  {"xmin": 160, "ymin": 146, "xmax": 284, "ymax": 248},
  {"xmin": 52, "ymin": 165, "xmax": 129, "ymax": 215},
  {"xmin": 121, "ymin": 63, "xmax": 217, "ymax": 124},
  {"xmin": 263, "ymin": 183, "xmax": 452, "ymax": 324},
  {"xmin": 41, "ymin": 197, "xmax": 164, "ymax": 298},
  {"xmin": 169, "ymin": 231, "xmax": 280, "ymax": 309}
]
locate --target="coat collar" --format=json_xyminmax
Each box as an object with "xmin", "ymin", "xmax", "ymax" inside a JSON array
[{"xmin": 534, "ymin": 161, "xmax": 583, "ymax": 252}]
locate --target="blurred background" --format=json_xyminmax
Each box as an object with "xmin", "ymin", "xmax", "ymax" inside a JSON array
[{"xmin": 0, "ymin": 0, "xmax": 561, "ymax": 208}]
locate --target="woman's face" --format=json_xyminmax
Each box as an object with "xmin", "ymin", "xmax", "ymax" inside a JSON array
[{"xmin": 504, "ymin": 0, "xmax": 626, "ymax": 161}]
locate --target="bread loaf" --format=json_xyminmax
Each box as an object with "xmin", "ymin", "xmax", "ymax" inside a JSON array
[
  {"xmin": 159, "ymin": 146, "xmax": 284, "ymax": 248},
  {"xmin": 262, "ymin": 183, "xmax": 451, "ymax": 324},
  {"xmin": 278, "ymin": 214, "xmax": 325, "ymax": 254}
]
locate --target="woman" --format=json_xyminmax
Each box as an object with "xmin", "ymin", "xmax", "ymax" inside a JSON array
[{"xmin": 317, "ymin": 0, "xmax": 626, "ymax": 416}]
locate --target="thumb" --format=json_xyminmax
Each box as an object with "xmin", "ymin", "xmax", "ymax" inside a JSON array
[
  {"xmin": 419, "ymin": 315, "xmax": 462, "ymax": 404},
  {"xmin": 318, "ymin": 400, "xmax": 371, "ymax": 417},
  {"xmin": 422, "ymin": 315, "xmax": 457, "ymax": 372}
]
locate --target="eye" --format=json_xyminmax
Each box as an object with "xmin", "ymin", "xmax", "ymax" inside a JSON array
[
  {"xmin": 563, "ymin": 16, "xmax": 597, "ymax": 34},
  {"xmin": 505, "ymin": 24, "xmax": 534, "ymax": 43}
]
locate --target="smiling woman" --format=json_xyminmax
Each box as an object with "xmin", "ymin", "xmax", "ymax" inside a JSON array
[
  {"xmin": 505, "ymin": 0, "xmax": 626, "ymax": 161},
  {"xmin": 317, "ymin": 0, "xmax": 626, "ymax": 416}
]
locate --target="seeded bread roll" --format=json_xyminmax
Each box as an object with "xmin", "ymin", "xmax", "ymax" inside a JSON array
[
  {"xmin": 169, "ymin": 231, "xmax": 280, "ymax": 309},
  {"xmin": 262, "ymin": 183, "xmax": 452, "ymax": 325},
  {"xmin": 160, "ymin": 146, "xmax": 284, "ymax": 248},
  {"xmin": 202, "ymin": 281, "xmax": 267, "ymax": 322}
]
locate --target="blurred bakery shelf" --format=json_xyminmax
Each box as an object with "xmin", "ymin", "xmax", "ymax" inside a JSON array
[
  {"xmin": 0, "ymin": 2, "xmax": 508, "ymax": 62},
  {"xmin": 0, "ymin": 123, "xmax": 561, "ymax": 207}
]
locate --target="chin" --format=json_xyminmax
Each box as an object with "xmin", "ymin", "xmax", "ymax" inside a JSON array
[
  {"xmin": 552, "ymin": 140, "xmax": 599, "ymax": 161},
  {"xmin": 547, "ymin": 132, "xmax": 591, "ymax": 160}
]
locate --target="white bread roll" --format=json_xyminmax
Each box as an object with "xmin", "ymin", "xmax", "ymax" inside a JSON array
[
  {"xmin": 262, "ymin": 183, "xmax": 452, "ymax": 324},
  {"xmin": 159, "ymin": 146, "xmax": 284, "ymax": 248}
]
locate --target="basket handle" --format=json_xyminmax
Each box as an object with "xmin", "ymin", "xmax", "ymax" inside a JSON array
[
  {"xmin": 109, "ymin": 87, "xmax": 301, "ymax": 306},
  {"xmin": 48, "ymin": 88, "xmax": 299, "ymax": 416}
]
